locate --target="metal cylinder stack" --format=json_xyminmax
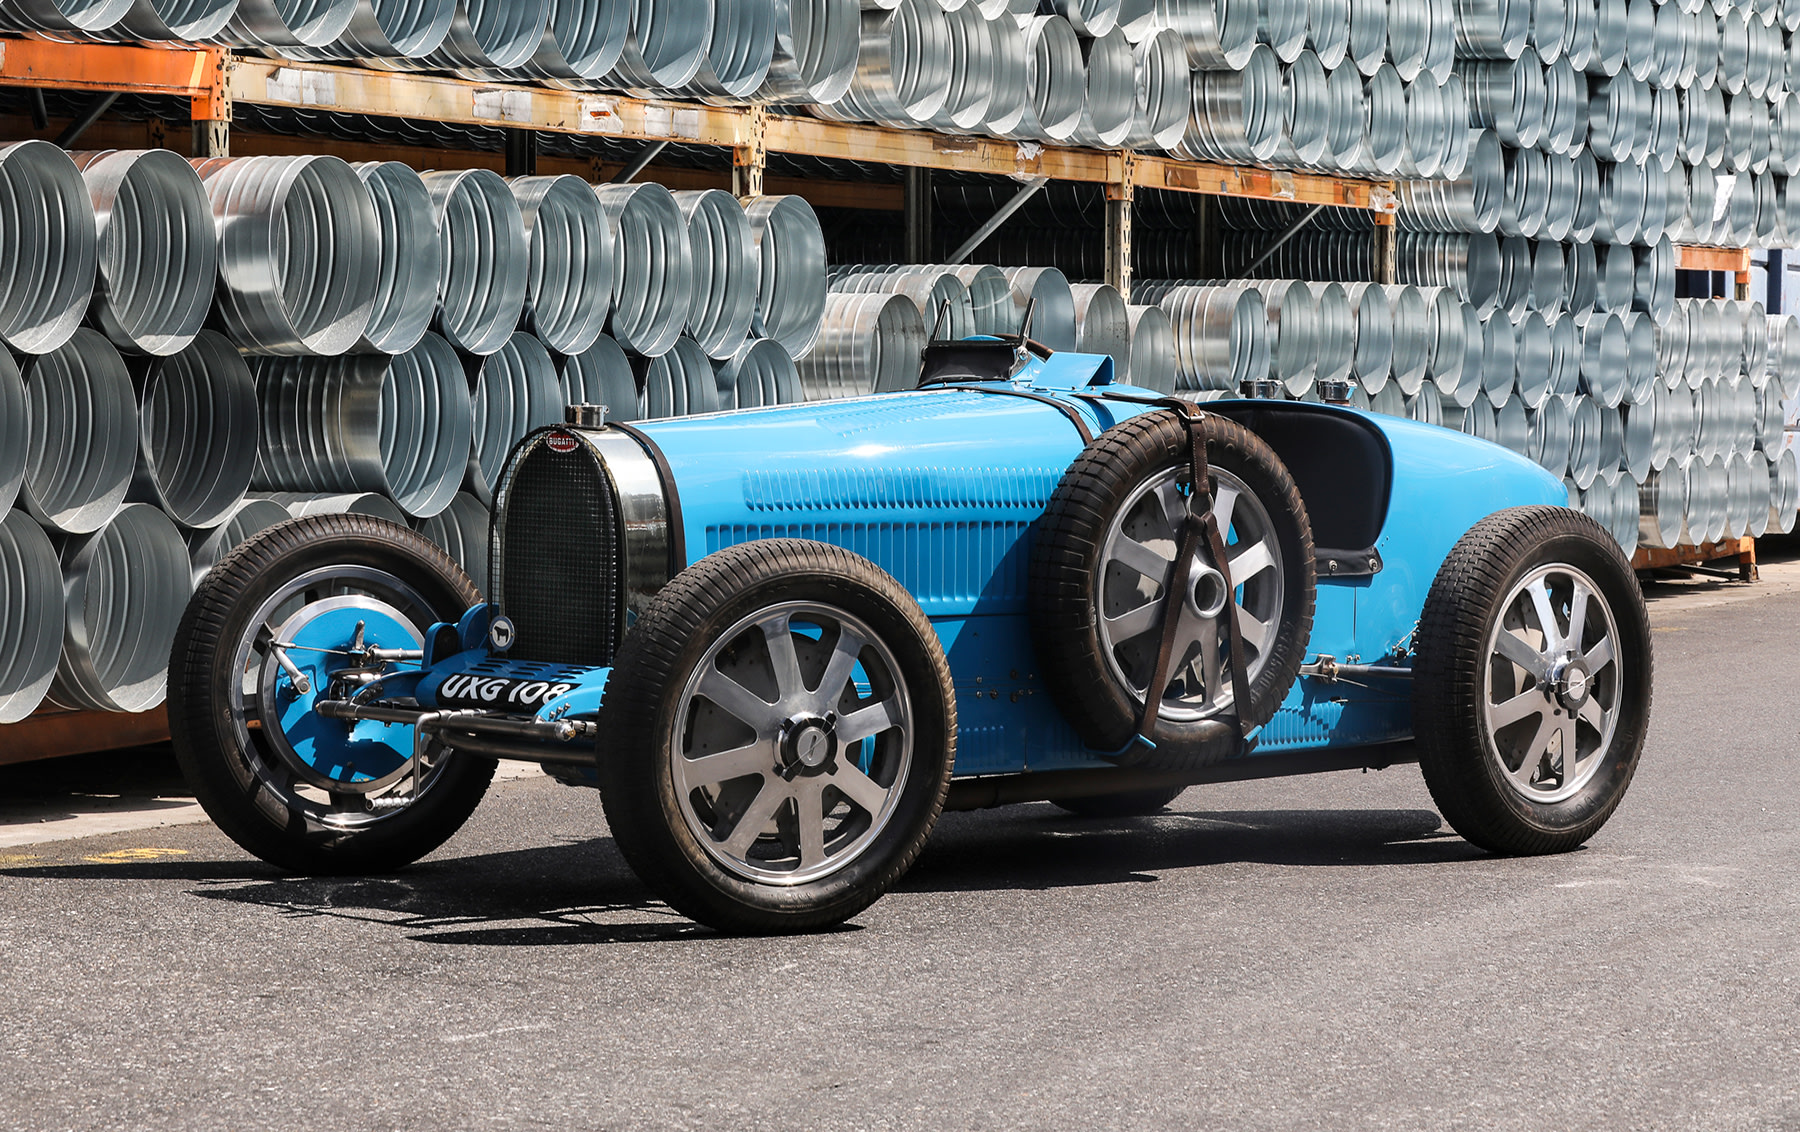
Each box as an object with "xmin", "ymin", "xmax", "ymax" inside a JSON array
[{"xmin": 0, "ymin": 145, "xmax": 832, "ymax": 722}]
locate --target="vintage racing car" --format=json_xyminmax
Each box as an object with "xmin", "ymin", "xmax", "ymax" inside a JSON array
[{"xmin": 168, "ymin": 330, "xmax": 1654, "ymax": 933}]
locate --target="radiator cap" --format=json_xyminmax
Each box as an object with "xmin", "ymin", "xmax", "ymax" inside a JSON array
[{"xmin": 564, "ymin": 403, "xmax": 607, "ymax": 428}]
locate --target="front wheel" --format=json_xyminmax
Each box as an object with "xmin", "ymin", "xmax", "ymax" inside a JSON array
[
  {"xmin": 1413, "ymin": 506, "xmax": 1653, "ymax": 855},
  {"xmin": 597, "ymin": 539, "xmax": 956, "ymax": 934},
  {"xmin": 168, "ymin": 514, "xmax": 495, "ymax": 874}
]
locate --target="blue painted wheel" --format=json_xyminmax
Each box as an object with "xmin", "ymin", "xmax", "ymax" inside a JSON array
[
  {"xmin": 169, "ymin": 514, "xmax": 495, "ymax": 874},
  {"xmin": 262, "ymin": 594, "xmax": 427, "ymax": 794}
]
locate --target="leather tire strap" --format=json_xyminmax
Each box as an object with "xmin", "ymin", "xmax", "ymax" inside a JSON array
[{"xmin": 1124, "ymin": 401, "xmax": 1256, "ymax": 757}]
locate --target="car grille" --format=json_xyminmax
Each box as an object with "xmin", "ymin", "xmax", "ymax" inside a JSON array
[{"xmin": 490, "ymin": 430, "xmax": 621, "ymax": 667}]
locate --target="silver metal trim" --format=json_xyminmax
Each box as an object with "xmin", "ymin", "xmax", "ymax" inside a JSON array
[
  {"xmin": 578, "ymin": 427, "xmax": 673, "ymax": 624},
  {"xmin": 489, "ymin": 425, "xmax": 672, "ymax": 660}
]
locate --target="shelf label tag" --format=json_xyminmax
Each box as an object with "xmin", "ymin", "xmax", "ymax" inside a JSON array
[
  {"xmin": 472, "ymin": 88, "xmax": 533, "ymax": 124},
  {"xmin": 578, "ymin": 98, "xmax": 620, "ymax": 133},
  {"xmin": 263, "ymin": 67, "xmax": 336, "ymax": 107}
]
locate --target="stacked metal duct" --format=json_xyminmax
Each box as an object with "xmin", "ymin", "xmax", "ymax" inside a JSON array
[
  {"xmin": 0, "ymin": 147, "xmax": 843, "ymax": 722},
  {"xmin": 1622, "ymin": 295, "xmax": 1800, "ymax": 547},
  {"xmin": 7, "ymin": 0, "xmax": 1508, "ymax": 177}
]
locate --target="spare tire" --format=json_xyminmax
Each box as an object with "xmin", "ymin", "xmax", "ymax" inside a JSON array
[{"xmin": 1029, "ymin": 410, "xmax": 1315, "ymax": 770}]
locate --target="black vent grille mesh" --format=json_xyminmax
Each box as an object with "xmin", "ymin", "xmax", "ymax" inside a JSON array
[{"xmin": 494, "ymin": 437, "xmax": 620, "ymax": 666}]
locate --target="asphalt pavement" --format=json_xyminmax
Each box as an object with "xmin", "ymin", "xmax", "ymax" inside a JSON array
[{"xmin": 1, "ymin": 566, "xmax": 1797, "ymax": 1131}]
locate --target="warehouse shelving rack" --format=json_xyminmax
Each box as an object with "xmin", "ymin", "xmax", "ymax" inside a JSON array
[
  {"xmin": 0, "ymin": 36, "xmax": 1400, "ymax": 303},
  {"xmin": 0, "ymin": 35, "xmax": 1767, "ymax": 760}
]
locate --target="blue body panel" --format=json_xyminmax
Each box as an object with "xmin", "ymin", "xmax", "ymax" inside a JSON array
[{"xmin": 408, "ymin": 356, "xmax": 1567, "ymax": 776}]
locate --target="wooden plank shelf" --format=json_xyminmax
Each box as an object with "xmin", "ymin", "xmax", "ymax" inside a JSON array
[
  {"xmin": 0, "ymin": 38, "xmax": 1395, "ymax": 213},
  {"xmin": 1674, "ymin": 245, "xmax": 1753, "ymax": 275},
  {"xmin": 1633, "ymin": 536, "xmax": 1758, "ymax": 581}
]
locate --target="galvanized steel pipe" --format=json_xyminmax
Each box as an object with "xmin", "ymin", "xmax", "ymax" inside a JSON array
[
  {"xmin": 197, "ymin": 155, "xmax": 380, "ymax": 357},
  {"xmin": 1124, "ymin": 304, "xmax": 1177, "ymax": 393},
  {"xmin": 510, "ymin": 175, "xmax": 612, "ymax": 357},
  {"xmin": 49, "ymin": 502, "xmax": 191, "ymax": 714},
  {"xmin": 351, "ymin": 161, "xmax": 439, "ymax": 356},
  {"xmin": 0, "ymin": 141, "xmax": 96, "ymax": 357},
  {"xmin": 1003, "ymin": 266, "xmax": 1078, "ymax": 353},
  {"xmin": 0, "ymin": 508, "xmax": 62, "ymax": 724},
  {"xmin": 599, "ymin": 180, "xmax": 693, "ymax": 359},
  {"xmin": 412, "ymin": 492, "xmax": 490, "ymax": 595},
  {"xmin": 560, "ymin": 333, "xmax": 640, "ymax": 421},
  {"xmin": 1071, "ymin": 283, "xmax": 1132, "ymax": 373},
  {"xmin": 671, "ymin": 189, "xmax": 755, "ymax": 361},
  {"xmin": 717, "ymin": 338, "xmax": 802, "ymax": 409},
  {"xmin": 639, "ymin": 336, "xmax": 719, "ymax": 417},
  {"xmin": 466, "ymin": 332, "xmax": 562, "ymax": 506},
  {"xmin": 19, "ymin": 329, "xmax": 136, "ymax": 536},
  {"xmin": 758, "ymin": 0, "xmax": 861, "ymax": 105},
  {"xmin": 256, "ymin": 491, "xmax": 409, "ymax": 523},
  {"xmin": 1160, "ymin": 0, "xmax": 1259, "ymax": 69},
  {"xmin": 135, "ymin": 330, "xmax": 257, "ymax": 531},
  {"xmin": 745, "ymin": 194, "xmax": 828, "ymax": 358},
  {"xmin": 71, "ymin": 148, "xmax": 214, "ymax": 358},
  {"xmin": 797, "ymin": 292, "xmax": 925, "ymax": 400},
  {"xmin": 187, "ymin": 497, "xmax": 292, "ymax": 587},
  {"xmin": 253, "ymin": 332, "xmax": 471, "ymax": 520}
]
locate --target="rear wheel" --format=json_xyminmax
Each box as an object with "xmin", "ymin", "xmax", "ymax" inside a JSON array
[
  {"xmin": 1413, "ymin": 506, "xmax": 1653, "ymax": 855},
  {"xmin": 598, "ymin": 539, "xmax": 956, "ymax": 934},
  {"xmin": 168, "ymin": 514, "xmax": 495, "ymax": 874}
]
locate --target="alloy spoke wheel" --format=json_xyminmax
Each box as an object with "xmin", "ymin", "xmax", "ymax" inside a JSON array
[
  {"xmin": 1482, "ymin": 563, "xmax": 1622, "ymax": 804},
  {"xmin": 673, "ymin": 601, "xmax": 913, "ymax": 885},
  {"xmin": 1096, "ymin": 465, "xmax": 1285, "ymax": 722}
]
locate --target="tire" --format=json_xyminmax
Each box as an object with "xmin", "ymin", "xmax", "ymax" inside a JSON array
[
  {"xmin": 597, "ymin": 539, "xmax": 956, "ymax": 934},
  {"xmin": 1050, "ymin": 785, "xmax": 1186, "ymax": 818},
  {"xmin": 1030, "ymin": 411, "xmax": 1315, "ymax": 771},
  {"xmin": 1413, "ymin": 506, "xmax": 1653, "ymax": 855},
  {"xmin": 168, "ymin": 514, "xmax": 495, "ymax": 874}
]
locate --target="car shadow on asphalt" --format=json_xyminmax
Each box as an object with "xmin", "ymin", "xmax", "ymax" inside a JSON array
[
  {"xmin": 0, "ymin": 838, "xmax": 715, "ymax": 946},
  {"xmin": 1, "ymin": 804, "xmax": 1485, "ymax": 943},
  {"xmin": 901, "ymin": 804, "xmax": 1484, "ymax": 893}
]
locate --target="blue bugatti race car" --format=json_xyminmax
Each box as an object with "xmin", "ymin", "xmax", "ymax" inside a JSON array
[{"xmin": 169, "ymin": 329, "xmax": 1654, "ymax": 933}]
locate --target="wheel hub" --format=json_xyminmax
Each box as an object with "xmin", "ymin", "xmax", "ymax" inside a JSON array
[
  {"xmin": 1551, "ymin": 656, "xmax": 1592, "ymax": 712},
  {"xmin": 1185, "ymin": 556, "xmax": 1229, "ymax": 620},
  {"xmin": 779, "ymin": 712, "xmax": 838, "ymax": 778}
]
